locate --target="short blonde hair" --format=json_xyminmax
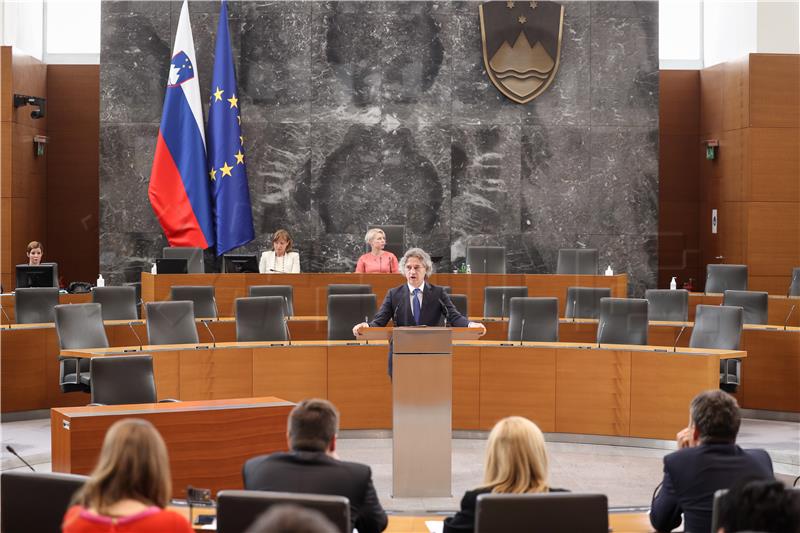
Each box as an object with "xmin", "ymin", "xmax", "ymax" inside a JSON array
[
  {"xmin": 364, "ymin": 228, "xmax": 385, "ymax": 245},
  {"xmin": 483, "ymin": 416, "xmax": 549, "ymax": 494},
  {"xmin": 27, "ymin": 241, "xmax": 42, "ymax": 253},
  {"xmin": 72, "ymin": 418, "xmax": 172, "ymax": 513},
  {"xmin": 400, "ymin": 248, "xmax": 434, "ymax": 279},
  {"xmin": 272, "ymin": 229, "xmax": 293, "ymax": 252}
]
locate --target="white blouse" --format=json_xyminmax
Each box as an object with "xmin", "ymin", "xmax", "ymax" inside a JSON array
[{"xmin": 259, "ymin": 251, "xmax": 300, "ymax": 273}]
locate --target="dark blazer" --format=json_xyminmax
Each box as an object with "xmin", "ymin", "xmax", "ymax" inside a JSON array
[
  {"xmin": 369, "ymin": 282, "xmax": 470, "ymax": 376},
  {"xmin": 443, "ymin": 486, "xmax": 569, "ymax": 533},
  {"xmin": 649, "ymin": 443, "xmax": 774, "ymax": 533},
  {"xmin": 242, "ymin": 451, "xmax": 388, "ymax": 533}
]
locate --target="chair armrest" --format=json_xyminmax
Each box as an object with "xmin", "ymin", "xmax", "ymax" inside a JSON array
[{"xmin": 158, "ymin": 398, "xmax": 180, "ymax": 403}]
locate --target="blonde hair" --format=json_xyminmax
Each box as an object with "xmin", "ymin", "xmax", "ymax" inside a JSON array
[
  {"xmin": 72, "ymin": 418, "xmax": 172, "ymax": 514},
  {"xmin": 272, "ymin": 229, "xmax": 293, "ymax": 252},
  {"xmin": 364, "ymin": 228, "xmax": 385, "ymax": 245},
  {"xmin": 482, "ymin": 416, "xmax": 549, "ymax": 494},
  {"xmin": 27, "ymin": 241, "xmax": 42, "ymax": 253}
]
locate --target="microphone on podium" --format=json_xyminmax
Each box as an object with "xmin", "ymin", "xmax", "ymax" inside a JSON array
[{"xmin": 6, "ymin": 445, "xmax": 35, "ymax": 471}]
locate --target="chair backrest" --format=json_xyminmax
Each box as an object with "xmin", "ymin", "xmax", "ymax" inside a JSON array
[
  {"xmin": 125, "ymin": 281, "xmax": 142, "ymax": 318},
  {"xmin": 163, "ymin": 246, "xmax": 204, "ymax": 273},
  {"xmin": 54, "ymin": 303, "xmax": 110, "ymax": 350},
  {"xmin": 92, "ymin": 286, "xmax": 138, "ymax": 321},
  {"xmin": 216, "ymin": 490, "xmax": 350, "ymax": 533},
  {"xmin": 90, "ymin": 355, "xmax": 157, "ymax": 405},
  {"xmin": 565, "ymin": 287, "xmax": 612, "ymax": 319},
  {"xmin": 365, "ymin": 224, "xmax": 405, "ymax": 259},
  {"xmin": 449, "ymin": 294, "xmax": 468, "ymax": 318},
  {"xmin": 790, "ymin": 267, "xmax": 800, "ymax": 297},
  {"xmin": 327, "ymin": 284, "xmax": 372, "ymax": 296},
  {"xmin": 235, "ymin": 296, "xmax": 288, "ymax": 342},
  {"xmin": 327, "ymin": 294, "xmax": 377, "ymax": 340},
  {"xmin": 1, "ymin": 471, "xmax": 88, "ymax": 533},
  {"xmin": 248, "ymin": 285, "xmax": 294, "ymax": 316},
  {"xmin": 508, "ymin": 297, "xmax": 559, "ymax": 342},
  {"xmin": 466, "ymin": 246, "xmax": 506, "ymax": 274},
  {"xmin": 597, "ymin": 298, "xmax": 649, "ymax": 345},
  {"xmin": 14, "ymin": 287, "xmax": 60, "ymax": 324},
  {"xmin": 169, "ymin": 285, "xmax": 217, "ymax": 318},
  {"xmin": 475, "ymin": 493, "xmax": 609, "ymax": 533},
  {"xmin": 439, "ymin": 286, "xmax": 451, "ymax": 293},
  {"xmin": 483, "ymin": 286, "xmax": 528, "ymax": 318},
  {"xmin": 705, "ymin": 264, "xmax": 748, "ymax": 293},
  {"xmin": 689, "ymin": 305, "xmax": 744, "ymax": 350},
  {"xmin": 557, "ymin": 248, "xmax": 599, "ymax": 275},
  {"xmin": 145, "ymin": 301, "xmax": 199, "ymax": 345},
  {"xmin": 723, "ymin": 290, "xmax": 768, "ymax": 325},
  {"xmin": 645, "ymin": 289, "xmax": 689, "ymax": 322}
]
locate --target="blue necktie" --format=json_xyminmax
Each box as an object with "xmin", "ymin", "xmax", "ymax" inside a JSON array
[{"xmin": 412, "ymin": 288, "xmax": 421, "ymax": 325}]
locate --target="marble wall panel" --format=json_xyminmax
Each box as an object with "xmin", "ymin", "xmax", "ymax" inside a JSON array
[{"xmin": 100, "ymin": 0, "xmax": 659, "ymax": 295}]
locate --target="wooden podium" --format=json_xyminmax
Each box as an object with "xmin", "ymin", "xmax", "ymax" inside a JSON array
[{"xmin": 358, "ymin": 326, "xmax": 481, "ymax": 497}]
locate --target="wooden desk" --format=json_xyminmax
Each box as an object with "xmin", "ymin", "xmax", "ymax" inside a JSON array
[{"xmin": 51, "ymin": 397, "xmax": 293, "ymax": 498}]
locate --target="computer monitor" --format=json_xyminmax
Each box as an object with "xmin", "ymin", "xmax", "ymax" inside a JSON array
[
  {"xmin": 223, "ymin": 254, "xmax": 259, "ymax": 273},
  {"xmin": 16, "ymin": 263, "xmax": 59, "ymax": 289},
  {"xmin": 155, "ymin": 258, "xmax": 188, "ymax": 274}
]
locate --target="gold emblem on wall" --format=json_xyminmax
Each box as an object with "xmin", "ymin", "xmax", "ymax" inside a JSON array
[{"xmin": 479, "ymin": 0, "xmax": 564, "ymax": 104}]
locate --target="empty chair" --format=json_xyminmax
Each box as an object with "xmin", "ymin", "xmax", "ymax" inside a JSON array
[
  {"xmin": 508, "ymin": 297, "xmax": 559, "ymax": 342},
  {"xmin": 169, "ymin": 285, "xmax": 217, "ymax": 318},
  {"xmin": 645, "ymin": 289, "xmax": 689, "ymax": 322},
  {"xmin": 1, "ymin": 471, "xmax": 88, "ymax": 533},
  {"xmin": 690, "ymin": 305, "xmax": 744, "ymax": 389},
  {"xmin": 449, "ymin": 294, "xmax": 468, "ymax": 319},
  {"xmin": 484, "ymin": 286, "xmax": 528, "ymax": 318},
  {"xmin": 92, "ymin": 286, "xmax": 138, "ymax": 320},
  {"xmin": 366, "ymin": 224, "xmax": 405, "ymax": 259},
  {"xmin": 249, "ymin": 285, "xmax": 294, "ymax": 316},
  {"xmin": 14, "ymin": 287, "xmax": 59, "ymax": 324},
  {"xmin": 55, "ymin": 303, "xmax": 109, "ymax": 393},
  {"xmin": 162, "ymin": 246, "xmax": 204, "ymax": 273},
  {"xmin": 466, "ymin": 246, "xmax": 506, "ymax": 274},
  {"xmin": 89, "ymin": 355, "xmax": 158, "ymax": 405},
  {"xmin": 235, "ymin": 296, "xmax": 288, "ymax": 342},
  {"xmin": 564, "ymin": 287, "xmax": 611, "ymax": 319},
  {"xmin": 723, "ymin": 290, "xmax": 768, "ymax": 325},
  {"xmin": 597, "ymin": 298, "xmax": 649, "ymax": 345},
  {"xmin": 439, "ymin": 286, "xmax": 451, "ymax": 293},
  {"xmin": 328, "ymin": 294, "xmax": 377, "ymax": 340},
  {"xmin": 475, "ymin": 493, "xmax": 609, "ymax": 533},
  {"xmin": 217, "ymin": 490, "xmax": 350, "ymax": 533},
  {"xmin": 556, "ymin": 248, "xmax": 599, "ymax": 275},
  {"xmin": 705, "ymin": 264, "xmax": 748, "ymax": 293},
  {"xmin": 328, "ymin": 284, "xmax": 372, "ymax": 296},
  {"xmin": 790, "ymin": 267, "xmax": 800, "ymax": 297},
  {"xmin": 145, "ymin": 301, "xmax": 199, "ymax": 345}
]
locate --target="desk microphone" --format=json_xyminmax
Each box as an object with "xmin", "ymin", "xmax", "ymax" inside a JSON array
[
  {"xmin": 283, "ymin": 315, "xmax": 292, "ymax": 346},
  {"xmin": 364, "ymin": 315, "xmax": 369, "ymax": 345},
  {"xmin": 784, "ymin": 305, "xmax": 796, "ymax": 331},
  {"xmin": 438, "ymin": 298, "xmax": 449, "ymax": 327},
  {"xmin": 500, "ymin": 293, "xmax": 506, "ymax": 322},
  {"xmin": 483, "ymin": 257, "xmax": 487, "ymax": 274},
  {"xmin": 128, "ymin": 321, "xmax": 143, "ymax": 351},
  {"xmin": 201, "ymin": 319, "xmax": 216, "ymax": 348},
  {"xmin": 5, "ymin": 445, "xmax": 35, "ymax": 471},
  {"xmin": 212, "ymin": 298, "xmax": 219, "ymax": 321},
  {"xmin": 519, "ymin": 317, "xmax": 526, "ymax": 346},
  {"xmin": 597, "ymin": 321, "xmax": 605, "ymax": 348},
  {"xmin": 673, "ymin": 325, "xmax": 687, "ymax": 352},
  {"xmin": 283, "ymin": 296, "xmax": 291, "ymax": 318},
  {"xmin": 0, "ymin": 306, "xmax": 10, "ymax": 323},
  {"xmin": 571, "ymin": 297, "xmax": 577, "ymax": 323}
]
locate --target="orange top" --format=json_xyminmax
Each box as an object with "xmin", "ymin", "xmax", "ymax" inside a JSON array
[
  {"xmin": 355, "ymin": 252, "xmax": 399, "ymax": 273},
  {"xmin": 62, "ymin": 506, "xmax": 194, "ymax": 533}
]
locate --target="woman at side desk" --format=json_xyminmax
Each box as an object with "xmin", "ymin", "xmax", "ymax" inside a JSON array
[
  {"xmin": 355, "ymin": 228, "xmax": 399, "ymax": 273},
  {"xmin": 259, "ymin": 229, "xmax": 300, "ymax": 273},
  {"xmin": 27, "ymin": 240, "xmax": 43, "ymax": 265},
  {"xmin": 62, "ymin": 419, "xmax": 193, "ymax": 533}
]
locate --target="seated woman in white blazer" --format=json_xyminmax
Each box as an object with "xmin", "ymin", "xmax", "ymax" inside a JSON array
[{"xmin": 259, "ymin": 229, "xmax": 300, "ymax": 273}]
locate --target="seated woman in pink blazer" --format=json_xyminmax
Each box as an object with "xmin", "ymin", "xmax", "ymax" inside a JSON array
[{"xmin": 355, "ymin": 228, "xmax": 399, "ymax": 273}]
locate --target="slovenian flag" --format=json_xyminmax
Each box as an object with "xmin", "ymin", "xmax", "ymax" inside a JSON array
[
  {"xmin": 207, "ymin": 0, "xmax": 255, "ymax": 254},
  {"xmin": 148, "ymin": 0, "xmax": 215, "ymax": 249}
]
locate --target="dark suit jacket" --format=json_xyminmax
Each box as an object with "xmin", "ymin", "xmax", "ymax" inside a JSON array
[
  {"xmin": 369, "ymin": 282, "xmax": 470, "ymax": 376},
  {"xmin": 242, "ymin": 450, "xmax": 388, "ymax": 533},
  {"xmin": 442, "ymin": 486, "xmax": 569, "ymax": 533},
  {"xmin": 649, "ymin": 443, "xmax": 774, "ymax": 533}
]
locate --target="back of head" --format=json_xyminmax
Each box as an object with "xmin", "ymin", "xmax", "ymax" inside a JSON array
[
  {"xmin": 72, "ymin": 418, "xmax": 171, "ymax": 513},
  {"xmin": 244, "ymin": 504, "xmax": 338, "ymax": 533},
  {"xmin": 690, "ymin": 390, "xmax": 741, "ymax": 444},
  {"xmin": 483, "ymin": 416, "xmax": 549, "ymax": 494},
  {"xmin": 288, "ymin": 399, "xmax": 339, "ymax": 452},
  {"xmin": 718, "ymin": 480, "xmax": 800, "ymax": 533}
]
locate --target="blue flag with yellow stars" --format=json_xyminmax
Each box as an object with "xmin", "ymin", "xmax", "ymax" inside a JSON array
[{"xmin": 207, "ymin": 0, "xmax": 254, "ymax": 255}]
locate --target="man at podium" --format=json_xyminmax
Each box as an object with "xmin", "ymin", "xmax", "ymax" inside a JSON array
[{"xmin": 352, "ymin": 248, "xmax": 486, "ymax": 376}]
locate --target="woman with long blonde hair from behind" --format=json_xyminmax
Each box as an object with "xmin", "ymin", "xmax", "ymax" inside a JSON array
[
  {"xmin": 443, "ymin": 416, "xmax": 567, "ymax": 533},
  {"xmin": 62, "ymin": 418, "xmax": 193, "ymax": 533}
]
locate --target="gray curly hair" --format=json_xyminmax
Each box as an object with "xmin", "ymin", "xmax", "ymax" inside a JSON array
[{"xmin": 399, "ymin": 248, "xmax": 434, "ymax": 279}]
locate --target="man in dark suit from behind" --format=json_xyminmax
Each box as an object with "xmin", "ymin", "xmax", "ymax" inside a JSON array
[
  {"xmin": 649, "ymin": 389, "xmax": 774, "ymax": 533},
  {"xmin": 243, "ymin": 399, "xmax": 388, "ymax": 533}
]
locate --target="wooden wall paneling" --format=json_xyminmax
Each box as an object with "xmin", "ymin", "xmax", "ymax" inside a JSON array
[
  {"xmin": 659, "ymin": 70, "xmax": 700, "ymax": 135},
  {"xmin": 453, "ymin": 346, "xmax": 480, "ymax": 430},
  {"xmin": 749, "ymin": 54, "xmax": 800, "ymax": 128},
  {"xmin": 719, "ymin": 128, "xmax": 746, "ymax": 202},
  {"xmin": 700, "ymin": 64, "xmax": 724, "ymax": 135},
  {"xmin": 747, "ymin": 128, "xmax": 800, "ymax": 202},
  {"xmin": 739, "ymin": 329, "xmax": 800, "ymax": 412},
  {"xmin": 327, "ymin": 344, "xmax": 392, "ymax": 429},
  {"xmin": 252, "ymin": 345, "xmax": 327, "ymax": 402},
  {"xmin": 722, "ymin": 56, "xmax": 749, "ymax": 131},
  {"xmin": 178, "ymin": 347, "xmax": 253, "ymax": 400},
  {"xmin": 151, "ymin": 351, "xmax": 180, "ymax": 400},
  {"xmin": 747, "ymin": 202, "xmax": 800, "ymax": 277},
  {"xmin": 718, "ymin": 201, "xmax": 746, "ymax": 265},
  {"xmin": 0, "ymin": 327, "xmax": 48, "ymax": 410},
  {"xmin": 1, "ymin": 197, "xmax": 12, "ymax": 290}
]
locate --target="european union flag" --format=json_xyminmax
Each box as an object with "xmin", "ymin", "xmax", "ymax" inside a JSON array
[{"xmin": 207, "ymin": 0, "xmax": 254, "ymax": 255}]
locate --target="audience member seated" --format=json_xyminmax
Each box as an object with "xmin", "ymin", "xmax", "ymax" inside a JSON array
[
  {"xmin": 649, "ymin": 390, "xmax": 775, "ymax": 533},
  {"xmin": 260, "ymin": 229, "xmax": 300, "ymax": 273},
  {"xmin": 243, "ymin": 399, "xmax": 388, "ymax": 533},
  {"xmin": 717, "ymin": 480, "xmax": 800, "ymax": 533},
  {"xmin": 443, "ymin": 416, "xmax": 566, "ymax": 533},
  {"xmin": 61, "ymin": 418, "xmax": 193, "ymax": 533},
  {"xmin": 355, "ymin": 228, "xmax": 399, "ymax": 273},
  {"xmin": 27, "ymin": 240, "xmax": 44, "ymax": 265},
  {"xmin": 244, "ymin": 504, "xmax": 339, "ymax": 533}
]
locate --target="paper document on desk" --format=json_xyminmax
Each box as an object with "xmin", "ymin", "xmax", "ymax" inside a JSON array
[{"xmin": 426, "ymin": 521, "xmax": 444, "ymax": 533}]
